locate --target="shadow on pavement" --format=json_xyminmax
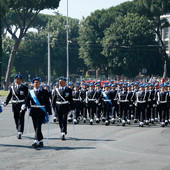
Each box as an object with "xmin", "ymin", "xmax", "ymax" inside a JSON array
[{"xmin": 0, "ymin": 144, "xmax": 96, "ymax": 151}]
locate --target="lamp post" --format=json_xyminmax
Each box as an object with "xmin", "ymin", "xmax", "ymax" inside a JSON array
[
  {"xmin": 66, "ymin": 0, "xmax": 69, "ymax": 83},
  {"xmin": 48, "ymin": 33, "xmax": 51, "ymax": 86}
]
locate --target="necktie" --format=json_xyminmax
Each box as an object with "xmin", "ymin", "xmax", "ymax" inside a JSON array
[{"xmin": 35, "ymin": 90, "xmax": 38, "ymax": 96}]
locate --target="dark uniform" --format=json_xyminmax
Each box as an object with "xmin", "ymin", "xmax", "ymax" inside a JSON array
[
  {"xmin": 156, "ymin": 86, "xmax": 168, "ymax": 127},
  {"xmin": 95, "ymin": 85, "xmax": 102, "ymax": 123},
  {"xmin": 80, "ymin": 84, "xmax": 88, "ymax": 123},
  {"xmin": 135, "ymin": 87, "xmax": 149, "ymax": 127},
  {"xmin": 52, "ymin": 84, "xmax": 74, "ymax": 139},
  {"xmin": 86, "ymin": 85, "xmax": 96, "ymax": 125},
  {"xmin": 101, "ymin": 85, "xmax": 113, "ymax": 126},
  {"xmin": 118, "ymin": 87, "xmax": 129, "ymax": 126},
  {"xmin": 72, "ymin": 85, "xmax": 81, "ymax": 123},
  {"xmin": 4, "ymin": 78, "xmax": 28, "ymax": 139},
  {"xmin": 26, "ymin": 85, "xmax": 51, "ymax": 147}
]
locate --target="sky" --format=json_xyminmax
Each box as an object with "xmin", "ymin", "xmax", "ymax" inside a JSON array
[{"xmin": 41, "ymin": 0, "xmax": 129, "ymax": 19}]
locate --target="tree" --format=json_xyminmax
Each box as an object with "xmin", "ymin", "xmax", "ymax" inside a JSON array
[
  {"xmin": 134, "ymin": 0, "xmax": 170, "ymax": 61},
  {"xmin": 102, "ymin": 13, "xmax": 162, "ymax": 77},
  {"xmin": 11, "ymin": 14, "xmax": 84, "ymax": 82},
  {"xmin": 79, "ymin": 10, "xmax": 109, "ymax": 78},
  {"xmin": 0, "ymin": 0, "xmax": 61, "ymax": 88}
]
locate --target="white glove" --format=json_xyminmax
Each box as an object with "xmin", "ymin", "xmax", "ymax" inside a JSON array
[
  {"xmin": 21, "ymin": 104, "xmax": 26, "ymax": 111},
  {"xmin": 71, "ymin": 110, "xmax": 75, "ymax": 115}
]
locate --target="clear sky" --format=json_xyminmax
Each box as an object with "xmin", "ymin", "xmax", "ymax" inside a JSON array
[{"xmin": 41, "ymin": 0, "xmax": 130, "ymax": 19}]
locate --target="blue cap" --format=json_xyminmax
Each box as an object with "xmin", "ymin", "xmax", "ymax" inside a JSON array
[
  {"xmin": 59, "ymin": 77, "xmax": 67, "ymax": 81},
  {"xmin": 76, "ymin": 81, "xmax": 80, "ymax": 85},
  {"xmin": 111, "ymin": 84, "xmax": 116, "ymax": 87},
  {"xmin": 161, "ymin": 85, "xmax": 164, "ymax": 88},
  {"xmin": 122, "ymin": 85, "xmax": 127, "ymax": 88},
  {"xmin": 81, "ymin": 79, "xmax": 85, "ymax": 82},
  {"xmin": 140, "ymin": 85, "xmax": 145, "ymax": 88},
  {"xmin": 134, "ymin": 83, "xmax": 138, "ymax": 86},
  {"xmin": 83, "ymin": 83, "xmax": 88, "ymax": 86},
  {"xmin": 54, "ymin": 83, "xmax": 59, "ymax": 86},
  {"xmin": 154, "ymin": 83, "xmax": 158, "ymax": 87},
  {"xmin": 105, "ymin": 84, "xmax": 110, "ymax": 87},
  {"xmin": 68, "ymin": 82, "xmax": 74, "ymax": 86},
  {"xmin": 90, "ymin": 83, "xmax": 95, "ymax": 87},
  {"xmin": 96, "ymin": 83, "xmax": 100, "ymax": 87},
  {"xmin": 14, "ymin": 74, "xmax": 23, "ymax": 79},
  {"xmin": 32, "ymin": 77, "xmax": 41, "ymax": 83},
  {"xmin": 74, "ymin": 84, "xmax": 79, "ymax": 87},
  {"xmin": 44, "ymin": 84, "xmax": 49, "ymax": 87},
  {"xmin": 128, "ymin": 85, "xmax": 131, "ymax": 87},
  {"xmin": 104, "ymin": 82, "xmax": 108, "ymax": 84}
]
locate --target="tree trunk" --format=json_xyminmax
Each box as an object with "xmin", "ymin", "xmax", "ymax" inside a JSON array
[
  {"xmin": 96, "ymin": 69, "xmax": 99, "ymax": 79},
  {"xmin": 4, "ymin": 39, "xmax": 21, "ymax": 90}
]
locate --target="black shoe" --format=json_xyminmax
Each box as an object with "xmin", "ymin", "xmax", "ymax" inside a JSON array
[
  {"xmin": 122, "ymin": 123, "xmax": 125, "ymax": 127},
  {"xmin": 32, "ymin": 142, "xmax": 39, "ymax": 148},
  {"xmin": 134, "ymin": 119, "xmax": 137, "ymax": 123},
  {"xmin": 61, "ymin": 135, "xmax": 65, "ymax": 141},
  {"xmin": 17, "ymin": 134, "xmax": 22, "ymax": 139},
  {"xmin": 105, "ymin": 121, "xmax": 110, "ymax": 126},
  {"xmin": 53, "ymin": 118, "xmax": 57, "ymax": 123},
  {"xmin": 96, "ymin": 120, "xmax": 100, "ymax": 124},
  {"xmin": 39, "ymin": 141, "xmax": 44, "ymax": 148}
]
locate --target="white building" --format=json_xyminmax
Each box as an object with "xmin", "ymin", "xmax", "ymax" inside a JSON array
[{"xmin": 161, "ymin": 13, "xmax": 170, "ymax": 56}]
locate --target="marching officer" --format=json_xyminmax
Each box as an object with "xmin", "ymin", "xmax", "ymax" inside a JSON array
[
  {"xmin": 72, "ymin": 84, "xmax": 82, "ymax": 124},
  {"xmin": 110, "ymin": 84, "xmax": 118, "ymax": 124},
  {"xmin": 101, "ymin": 84, "xmax": 113, "ymax": 126},
  {"xmin": 118, "ymin": 85, "xmax": 129, "ymax": 126},
  {"xmin": 4, "ymin": 74, "xmax": 28, "ymax": 139},
  {"xmin": 95, "ymin": 83, "xmax": 102, "ymax": 123},
  {"xmin": 80, "ymin": 83, "xmax": 88, "ymax": 123},
  {"xmin": 52, "ymin": 77, "xmax": 74, "ymax": 140},
  {"xmin": 156, "ymin": 85, "xmax": 168, "ymax": 127},
  {"xmin": 26, "ymin": 77, "xmax": 51, "ymax": 148},
  {"xmin": 86, "ymin": 83, "xmax": 96, "ymax": 125},
  {"xmin": 135, "ymin": 85, "xmax": 149, "ymax": 127}
]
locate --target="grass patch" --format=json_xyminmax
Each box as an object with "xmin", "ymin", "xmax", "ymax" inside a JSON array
[{"xmin": 0, "ymin": 90, "xmax": 9, "ymax": 96}]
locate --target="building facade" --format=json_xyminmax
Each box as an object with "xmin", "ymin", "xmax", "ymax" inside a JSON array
[{"xmin": 161, "ymin": 13, "xmax": 170, "ymax": 57}]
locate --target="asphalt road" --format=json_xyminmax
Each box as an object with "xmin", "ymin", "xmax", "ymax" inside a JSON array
[{"xmin": 0, "ymin": 102, "xmax": 170, "ymax": 170}]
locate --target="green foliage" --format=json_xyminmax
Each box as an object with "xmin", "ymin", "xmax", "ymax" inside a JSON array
[
  {"xmin": 79, "ymin": 10, "xmax": 107, "ymax": 70},
  {"xmin": 10, "ymin": 15, "xmax": 84, "ymax": 81},
  {"xmin": 102, "ymin": 13, "xmax": 163, "ymax": 77}
]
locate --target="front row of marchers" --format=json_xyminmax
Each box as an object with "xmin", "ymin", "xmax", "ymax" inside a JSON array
[
  {"xmin": 3, "ymin": 75, "xmax": 74, "ymax": 149},
  {"xmin": 64, "ymin": 81, "xmax": 170, "ymax": 128},
  {"xmin": 2, "ymin": 75, "xmax": 170, "ymax": 149}
]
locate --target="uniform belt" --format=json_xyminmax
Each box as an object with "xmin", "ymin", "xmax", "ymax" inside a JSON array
[
  {"xmin": 88, "ymin": 99, "xmax": 96, "ymax": 101},
  {"xmin": 119, "ymin": 100, "xmax": 128, "ymax": 102},
  {"xmin": 31, "ymin": 105, "xmax": 45, "ymax": 108},
  {"xmin": 104, "ymin": 99, "xmax": 111, "ymax": 102},
  {"xmin": 56, "ymin": 101, "xmax": 69, "ymax": 104},
  {"xmin": 159, "ymin": 101, "xmax": 167, "ymax": 104},
  {"xmin": 12, "ymin": 100, "xmax": 25, "ymax": 103},
  {"xmin": 137, "ymin": 101, "xmax": 146, "ymax": 103},
  {"xmin": 73, "ymin": 99, "xmax": 80, "ymax": 101}
]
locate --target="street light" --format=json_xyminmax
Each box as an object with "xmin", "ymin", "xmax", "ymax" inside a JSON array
[{"xmin": 66, "ymin": 0, "xmax": 69, "ymax": 83}]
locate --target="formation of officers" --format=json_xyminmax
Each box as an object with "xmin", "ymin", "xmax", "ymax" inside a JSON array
[
  {"xmin": 2, "ymin": 74, "xmax": 170, "ymax": 149},
  {"xmin": 55, "ymin": 79, "xmax": 170, "ymax": 129}
]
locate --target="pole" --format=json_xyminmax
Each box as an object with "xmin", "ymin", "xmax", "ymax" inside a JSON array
[
  {"xmin": 48, "ymin": 33, "xmax": 51, "ymax": 86},
  {"xmin": 0, "ymin": 4, "xmax": 2, "ymax": 88},
  {"xmin": 66, "ymin": 0, "xmax": 69, "ymax": 82}
]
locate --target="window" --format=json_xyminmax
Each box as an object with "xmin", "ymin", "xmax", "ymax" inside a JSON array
[
  {"xmin": 164, "ymin": 41, "xmax": 169, "ymax": 51},
  {"xmin": 164, "ymin": 27, "xmax": 169, "ymax": 39}
]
